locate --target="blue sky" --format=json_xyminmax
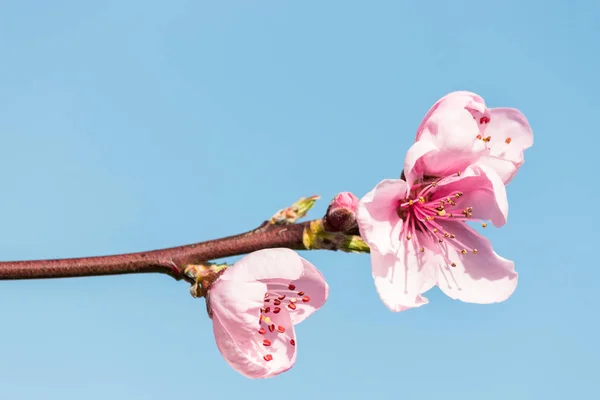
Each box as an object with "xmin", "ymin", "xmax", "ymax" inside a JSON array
[{"xmin": 0, "ymin": 1, "xmax": 598, "ymax": 399}]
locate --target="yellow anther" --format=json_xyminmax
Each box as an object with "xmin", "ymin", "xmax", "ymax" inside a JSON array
[
  {"xmin": 406, "ymin": 235, "xmax": 412, "ymax": 240},
  {"xmin": 450, "ymin": 234, "xmax": 455, "ymax": 239},
  {"xmin": 433, "ymin": 228, "xmax": 438, "ymax": 233},
  {"xmin": 444, "ymin": 233, "xmax": 450, "ymax": 238},
  {"xmin": 418, "ymin": 196, "xmax": 425, "ymax": 203},
  {"xmin": 457, "ymin": 171, "xmax": 461, "ymax": 176},
  {"xmin": 451, "ymin": 262, "xmax": 457, "ymax": 267},
  {"xmin": 419, "ymin": 247, "xmax": 425, "ymax": 252},
  {"xmin": 482, "ymin": 223, "xmax": 487, "ymax": 228},
  {"xmin": 263, "ymin": 316, "xmax": 272, "ymax": 324},
  {"xmin": 437, "ymin": 209, "xmax": 446, "ymax": 216},
  {"xmin": 472, "ymin": 249, "xmax": 478, "ymax": 254},
  {"xmin": 408, "ymin": 199, "xmax": 414, "ymax": 206},
  {"xmin": 467, "ymin": 207, "xmax": 473, "ymax": 212},
  {"xmin": 461, "ymin": 249, "xmax": 467, "ymax": 254}
]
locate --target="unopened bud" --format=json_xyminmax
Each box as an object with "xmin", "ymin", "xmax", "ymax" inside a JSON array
[{"xmin": 322, "ymin": 192, "xmax": 359, "ymax": 233}]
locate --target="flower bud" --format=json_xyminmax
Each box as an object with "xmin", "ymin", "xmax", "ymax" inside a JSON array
[{"xmin": 322, "ymin": 192, "xmax": 359, "ymax": 233}]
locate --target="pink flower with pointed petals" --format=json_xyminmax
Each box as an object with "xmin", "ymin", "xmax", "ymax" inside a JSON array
[
  {"xmin": 404, "ymin": 91, "xmax": 533, "ymax": 186},
  {"xmin": 356, "ymin": 164, "xmax": 517, "ymax": 312},
  {"xmin": 208, "ymin": 248, "xmax": 328, "ymax": 379}
]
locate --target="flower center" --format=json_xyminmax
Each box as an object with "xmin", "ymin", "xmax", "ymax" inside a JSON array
[
  {"xmin": 258, "ymin": 282, "xmax": 310, "ymax": 362},
  {"xmin": 396, "ymin": 173, "xmax": 487, "ymax": 267}
]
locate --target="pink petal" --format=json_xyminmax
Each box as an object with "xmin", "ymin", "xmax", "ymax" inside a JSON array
[
  {"xmin": 415, "ymin": 91, "xmax": 487, "ymax": 142},
  {"xmin": 220, "ymin": 248, "xmax": 304, "ymax": 283},
  {"xmin": 432, "ymin": 164, "xmax": 508, "ymax": 227},
  {"xmin": 356, "ymin": 179, "xmax": 407, "ymax": 255},
  {"xmin": 403, "ymin": 139, "xmax": 438, "ymax": 191},
  {"xmin": 477, "ymin": 108, "xmax": 534, "ymax": 184},
  {"xmin": 433, "ymin": 221, "xmax": 517, "ymax": 304},
  {"xmin": 369, "ymin": 234, "xmax": 437, "ymax": 312},
  {"xmin": 265, "ymin": 257, "xmax": 329, "ymax": 325},
  {"xmin": 411, "ymin": 92, "xmax": 488, "ymax": 178},
  {"xmin": 210, "ymin": 279, "xmax": 297, "ymax": 379}
]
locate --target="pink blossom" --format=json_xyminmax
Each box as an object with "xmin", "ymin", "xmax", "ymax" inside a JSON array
[
  {"xmin": 404, "ymin": 91, "xmax": 533, "ymax": 187},
  {"xmin": 356, "ymin": 164, "xmax": 517, "ymax": 312},
  {"xmin": 208, "ymin": 248, "xmax": 328, "ymax": 379}
]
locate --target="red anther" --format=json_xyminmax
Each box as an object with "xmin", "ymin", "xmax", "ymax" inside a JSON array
[
  {"xmin": 476, "ymin": 134, "xmax": 482, "ymax": 140},
  {"xmin": 287, "ymin": 303, "xmax": 297, "ymax": 310},
  {"xmin": 264, "ymin": 299, "xmax": 270, "ymax": 303},
  {"xmin": 274, "ymin": 299, "xmax": 281, "ymax": 306},
  {"xmin": 480, "ymin": 116, "xmax": 490, "ymax": 124},
  {"xmin": 264, "ymin": 293, "xmax": 269, "ymax": 298},
  {"xmin": 297, "ymin": 291, "xmax": 305, "ymax": 296},
  {"xmin": 505, "ymin": 137, "xmax": 512, "ymax": 144},
  {"xmin": 290, "ymin": 340, "xmax": 295, "ymax": 346},
  {"xmin": 288, "ymin": 284, "xmax": 296, "ymax": 290},
  {"xmin": 264, "ymin": 354, "xmax": 273, "ymax": 361},
  {"xmin": 273, "ymin": 307, "xmax": 281, "ymax": 314},
  {"xmin": 264, "ymin": 307, "xmax": 271, "ymax": 313},
  {"xmin": 258, "ymin": 327, "xmax": 266, "ymax": 335},
  {"xmin": 263, "ymin": 339, "xmax": 272, "ymax": 346},
  {"xmin": 277, "ymin": 326, "xmax": 285, "ymax": 333},
  {"xmin": 302, "ymin": 296, "xmax": 310, "ymax": 302},
  {"xmin": 278, "ymin": 295, "xmax": 286, "ymax": 300},
  {"xmin": 268, "ymin": 324, "xmax": 275, "ymax": 332}
]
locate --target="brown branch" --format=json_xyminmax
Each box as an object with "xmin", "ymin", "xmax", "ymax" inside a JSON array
[{"xmin": 0, "ymin": 221, "xmax": 310, "ymax": 282}]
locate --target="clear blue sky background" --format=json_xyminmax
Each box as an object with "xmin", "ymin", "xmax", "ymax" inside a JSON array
[{"xmin": 0, "ymin": 1, "xmax": 597, "ymax": 399}]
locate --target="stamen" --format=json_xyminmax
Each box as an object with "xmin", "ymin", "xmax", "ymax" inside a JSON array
[
  {"xmin": 263, "ymin": 354, "xmax": 273, "ymax": 361},
  {"xmin": 505, "ymin": 137, "xmax": 512, "ymax": 144},
  {"xmin": 451, "ymin": 262, "xmax": 457, "ymax": 267}
]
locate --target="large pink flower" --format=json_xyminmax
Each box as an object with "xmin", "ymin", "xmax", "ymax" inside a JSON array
[
  {"xmin": 356, "ymin": 164, "xmax": 517, "ymax": 312},
  {"xmin": 208, "ymin": 248, "xmax": 328, "ymax": 379},
  {"xmin": 404, "ymin": 91, "xmax": 533, "ymax": 186}
]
